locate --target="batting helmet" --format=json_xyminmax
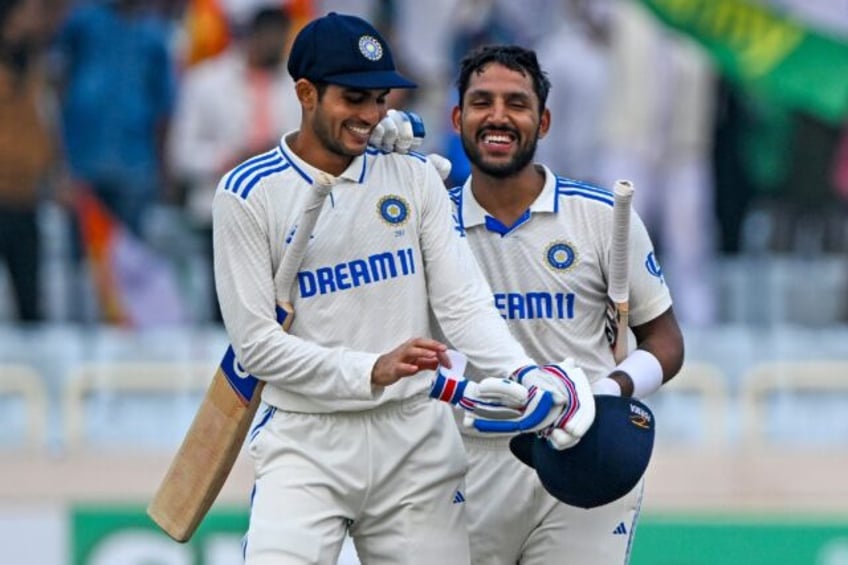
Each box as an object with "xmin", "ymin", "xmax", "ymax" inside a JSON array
[{"xmin": 509, "ymin": 395, "xmax": 656, "ymax": 509}]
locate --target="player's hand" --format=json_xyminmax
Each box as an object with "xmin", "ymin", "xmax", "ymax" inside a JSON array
[
  {"xmin": 429, "ymin": 350, "xmax": 531, "ymax": 425},
  {"xmin": 426, "ymin": 153, "xmax": 452, "ymax": 181},
  {"xmin": 372, "ymin": 338, "xmax": 449, "ymax": 387},
  {"xmin": 369, "ymin": 109, "xmax": 425, "ymax": 154},
  {"xmin": 528, "ymin": 360, "xmax": 596, "ymax": 449}
]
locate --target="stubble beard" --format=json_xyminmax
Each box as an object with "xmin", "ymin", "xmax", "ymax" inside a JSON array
[{"xmin": 461, "ymin": 126, "xmax": 540, "ymax": 178}]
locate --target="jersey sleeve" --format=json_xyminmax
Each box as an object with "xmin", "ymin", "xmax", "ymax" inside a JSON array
[
  {"xmin": 212, "ymin": 184, "xmax": 380, "ymax": 403},
  {"xmin": 416, "ymin": 162, "xmax": 535, "ymax": 377},
  {"xmin": 626, "ymin": 211, "xmax": 673, "ymax": 326}
]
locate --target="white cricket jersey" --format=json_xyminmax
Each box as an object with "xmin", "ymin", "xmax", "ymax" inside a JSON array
[
  {"xmin": 449, "ymin": 164, "xmax": 672, "ymax": 386},
  {"xmin": 212, "ymin": 132, "xmax": 534, "ymax": 413}
]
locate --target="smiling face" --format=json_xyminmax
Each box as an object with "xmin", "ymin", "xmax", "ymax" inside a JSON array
[
  {"xmin": 453, "ymin": 62, "xmax": 550, "ymax": 179},
  {"xmin": 295, "ymin": 80, "xmax": 389, "ymax": 172}
]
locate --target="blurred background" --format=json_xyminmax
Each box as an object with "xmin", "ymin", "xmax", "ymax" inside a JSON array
[{"xmin": 1, "ymin": 0, "xmax": 847, "ymax": 563}]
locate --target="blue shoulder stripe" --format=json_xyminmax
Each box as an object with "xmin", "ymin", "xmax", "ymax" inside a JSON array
[
  {"xmin": 227, "ymin": 153, "xmax": 291, "ymax": 199},
  {"xmin": 240, "ymin": 162, "xmax": 291, "ymax": 199},
  {"xmin": 225, "ymin": 149, "xmax": 279, "ymax": 191},
  {"xmin": 555, "ymin": 177, "xmax": 614, "ymax": 207}
]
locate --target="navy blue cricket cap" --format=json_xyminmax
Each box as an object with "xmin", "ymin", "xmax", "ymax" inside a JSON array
[
  {"xmin": 509, "ymin": 395, "xmax": 656, "ymax": 509},
  {"xmin": 287, "ymin": 12, "xmax": 416, "ymax": 90}
]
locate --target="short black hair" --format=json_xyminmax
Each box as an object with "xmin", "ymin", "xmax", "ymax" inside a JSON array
[{"xmin": 456, "ymin": 44, "xmax": 551, "ymax": 112}]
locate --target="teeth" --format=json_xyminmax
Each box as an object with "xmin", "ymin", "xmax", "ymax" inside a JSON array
[
  {"xmin": 483, "ymin": 134, "xmax": 512, "ymax": 144},
  {"xmin": 348, "ymin": 125, "xmax": 370, "ymax": 136}
]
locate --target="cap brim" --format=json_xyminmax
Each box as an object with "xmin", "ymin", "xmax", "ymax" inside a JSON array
[
  {"xmin": 324, "ymin": 70, "xmax": 417, "ymax": 89},
  {"xmin": 508, "ymin": 433, "xmax": 537, "ymax": 468}
]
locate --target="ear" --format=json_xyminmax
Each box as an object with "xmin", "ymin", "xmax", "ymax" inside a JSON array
[
  {"xmin": 537, "ymin": 107, "xmax": 551, "ymax": 139},
  {"xmin": 450, "ymin": 105, "xmax": 462, "ymax": 134},
  {"xmin": 295, "ymin": 79, "xmax": 317, "ymax": 110}
]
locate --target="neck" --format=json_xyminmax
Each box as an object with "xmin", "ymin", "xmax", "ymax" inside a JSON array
[
  {"xmin": 287, "ymin": 131, "xmax": 352, "ymax": 177},
  {"xmin": 470, "ymin": 164, "xmax": 545, "ymax": 226}
]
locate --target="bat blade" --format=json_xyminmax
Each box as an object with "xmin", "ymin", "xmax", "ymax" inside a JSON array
[
  {"xmin": 146, "ymin": 367, "xmax": 262, "ymax": 541},
  {"xmin": 148, "ymin": 174, "xmax": 335, "ymax": 542},
  {"xmin": 148, "ymin": 305, "xmax": 293, "ymax": 542},
  {"xmin": 609, "ymin": 180, "xmax": 634, "ymax": 364}
]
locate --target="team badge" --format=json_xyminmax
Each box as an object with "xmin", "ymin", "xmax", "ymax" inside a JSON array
[
  {"xmin": 545, "ymin": 241, "xmax": 578, "ymax": 271},
  {"xmin": 378, "ymin": 195, "xmax": 409, "ymax": 226},
  {"xmin": 359, "ymin": 35, "xmax": 383, "ymax": 61}
]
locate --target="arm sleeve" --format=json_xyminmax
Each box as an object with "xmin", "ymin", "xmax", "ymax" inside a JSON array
[
  {"xmin": 416, "ymin": 163, "xmax": 536, "ymax": 378},
  {"xmin": 213, "ymin": 187, "xmax": 379, "ymax": 402}
]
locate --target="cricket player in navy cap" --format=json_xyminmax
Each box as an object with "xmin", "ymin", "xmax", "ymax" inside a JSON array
[{"xmin": 212, "ymin": 14, "xmax": 597, "ymax": 565}]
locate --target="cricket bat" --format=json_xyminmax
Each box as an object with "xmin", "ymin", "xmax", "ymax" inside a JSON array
[
  {"xmin": 148, "ymin": 173, "xmax": 336, "ymax": 542},
  {"xmin": 608, "ymin": 179, "xmax": 634, "ymax": 364}
]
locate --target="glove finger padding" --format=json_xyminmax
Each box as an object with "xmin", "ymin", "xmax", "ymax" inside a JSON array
[
  {"xmin": 369, "ymin": 109, "xmax": 425, "ymax": 154},
  {"xmin": 471, "ymin": 385, "xmax": 558, "ymax": 434},
  {"xmin": 472, "ymin": 360, "xmax": 596, "ymax": 447}
]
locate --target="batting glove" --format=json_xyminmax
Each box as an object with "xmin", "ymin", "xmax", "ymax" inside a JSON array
[
  {"xmin": 369, "ymin": 109, "xmax": 425, "ymax": 154},
  {"xmin": 426, "ymin": 153, "xmax": 452, "ymax": 181},
  {"xmin": 473, "ymin": 360, "xmax": 596, "ymax": 450},
  {"xmin": 531, "ymin": 360, "xmax": 596, "ymax": 450},
  {"xmin": 429, "ymin": 350, "xmax": 532, "ymax": 427}
]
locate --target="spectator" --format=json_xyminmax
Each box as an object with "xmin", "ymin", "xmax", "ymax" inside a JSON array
[
  {"xmin": 53, "ymin": 0, "xmax": 176, "ymax": 238},
  {"xmin": 536, "ymin": 0, "xmax": 613, "ymax": 185},
  {"xmin": 0, "ymin": 0, "xmax": 56, "ymax": 322},
  {"xmin": 167, "ymin": 5, "xmax": 298, "ymax": 322},
  {"xmin": 51, "ymin": 0, "xmax": 177, "ymax": 322}
]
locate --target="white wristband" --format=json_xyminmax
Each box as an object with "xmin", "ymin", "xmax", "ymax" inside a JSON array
[
  {"xmin": 613, "ymin": 349, "xmax": 663, "ymax": 399},
  {"xmin": 591, "ymin": 377, "xmax": 622, "ymax": 396}
]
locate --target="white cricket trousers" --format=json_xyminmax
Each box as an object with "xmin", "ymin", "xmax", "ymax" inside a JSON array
[
  {"xmin": 462, "ymin": 435, "xmax": 643, "ymax": 565},
  {"xmin": 245, "ymin": 396, "xmax": 471, "ymax": 565}
]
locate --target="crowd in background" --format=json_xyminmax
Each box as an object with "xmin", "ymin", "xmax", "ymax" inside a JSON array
[{"xmin": 2, "ymin": 0, "xmax": 848, "ymax": 330}]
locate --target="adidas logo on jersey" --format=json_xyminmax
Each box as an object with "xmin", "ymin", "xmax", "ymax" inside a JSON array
[
  {"xmin": 613, "ymin": 522, "xmax": 628, "ymax": 535},
  {"xmin": 453, "ymin": 490, "xmax": 465, "ymax": 504}
]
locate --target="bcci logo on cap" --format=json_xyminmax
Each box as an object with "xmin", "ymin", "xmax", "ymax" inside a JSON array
[{"xmin": 359, "ymin": 35, "xmax": 383, "ymax": 61}]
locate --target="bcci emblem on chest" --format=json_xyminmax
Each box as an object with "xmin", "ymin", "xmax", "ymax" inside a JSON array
[
  {"xmin": 378, "ymin": 195, "xmax": 410, "ymax": 226},
  {"xmin": 545, "ymin": 241, "xmax": 578, "ymax": 272}
]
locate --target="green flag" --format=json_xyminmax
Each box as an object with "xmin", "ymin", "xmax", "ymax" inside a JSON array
[{"xmin": 640, "ymin": 0, "xmax": 848, "ymax": 123}]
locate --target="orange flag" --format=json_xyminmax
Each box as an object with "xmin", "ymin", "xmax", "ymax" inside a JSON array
[{"xmin": 183, "ymin": 0, "xmax": 231, "ymax": 68}]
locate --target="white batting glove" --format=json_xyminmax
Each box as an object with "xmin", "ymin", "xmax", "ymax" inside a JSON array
[
  {"xmin": 470, "ymin": 381, "xmax": 559, "ymax": 435},
  {"xmin": 369, "ymin": 109, "xmax": 425, "ymax": 154},
  {"xmin": 475, "ymin": 361, "xmax": 595, "ymax": 449},
  {"xmin": 426, "ymin": 153, "xmax": 452, "ymax": 181},
  {"xmin": 429, "ymin": 350, "xmax": 531, "ymax": 426},
  {"xmin": 471, "ymin": 363, "xmax": 569, "ymax": 436},
  {"xmin": 524, "ymin": 360, "xmax": 596, "ymax": 450}
]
